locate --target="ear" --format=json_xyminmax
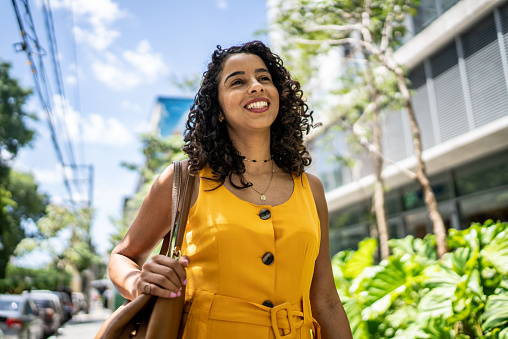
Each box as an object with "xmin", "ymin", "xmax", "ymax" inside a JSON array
[{"xmin": 219, "ymin": 113, "xmax": 225, "ymax": 122}]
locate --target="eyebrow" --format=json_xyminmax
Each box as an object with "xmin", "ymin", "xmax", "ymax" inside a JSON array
[{"xmin": 223, "ymin": 68, "xmax": 270, "ymax": 85}]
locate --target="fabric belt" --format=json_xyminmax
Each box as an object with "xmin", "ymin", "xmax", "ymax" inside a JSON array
[{"xmin": 184, "ymin": 290, "xmax": 320, "ymax": 339}]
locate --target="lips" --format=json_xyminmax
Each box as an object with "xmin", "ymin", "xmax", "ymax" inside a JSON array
[{"xmin": 244, "ymin": 97, "xmax": 270, "ymax": 111}]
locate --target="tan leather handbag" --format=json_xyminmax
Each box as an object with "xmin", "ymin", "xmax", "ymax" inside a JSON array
[{"xmin": 95, "ymin": 160, "xmax": 195, "ymax": 339}]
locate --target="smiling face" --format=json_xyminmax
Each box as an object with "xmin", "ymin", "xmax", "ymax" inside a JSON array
[{"xmin": 218, "ymin": 53, "xmax": 280, "ymax": 137}]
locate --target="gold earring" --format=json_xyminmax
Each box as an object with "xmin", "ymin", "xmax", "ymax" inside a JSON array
[{"xmin": 219, "ymin": 116, "xmax": 224, "ymax": 122}]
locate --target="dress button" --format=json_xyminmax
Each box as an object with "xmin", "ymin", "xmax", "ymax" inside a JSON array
[
  {"xmin": 262, "ymin": 252, "xmax": 274, "ymax": 265},
  {"xmin": 263, "ymin": 300, "xmax": 274, "ymax": 308},
  {"xmin": 259, "ymin": 208, "xmax": 271, "ymax": 220}
]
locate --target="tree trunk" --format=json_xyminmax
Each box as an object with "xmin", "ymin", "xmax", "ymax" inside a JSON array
[
  {"xmin": 364, "ymin": 54, "xmax": 390, "ymax": 259},
  {"xmin": 395, "ymin": 68, "xmax": 447, "ymax": 258},
  {"xmin": 372, "ymin": 110, "xmax": 390, "ymax": 259}
]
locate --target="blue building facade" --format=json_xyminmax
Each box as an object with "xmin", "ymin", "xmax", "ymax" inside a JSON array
[{"xmin": 149, "ymin": 96, "xmax": 194, "ymax": 137}]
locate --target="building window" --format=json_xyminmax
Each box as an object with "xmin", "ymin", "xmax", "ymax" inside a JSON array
[
  {"xmin": 454, "ymin": 150, "xmax": 508, "ymax": 196},
  {"xmin": 402, "ymin": 174, "xmax": 452, "ymax": 211},
  {"xmin": 413, "ymin": 0, "xmax": 462, "ymax": 34}
]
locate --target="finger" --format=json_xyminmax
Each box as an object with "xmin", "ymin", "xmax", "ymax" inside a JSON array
[
  {"xmin": 141, "ymin": 263, "xmax": 181, "ymax": 292},
  {"xmin": 146, "ymin": 256, "xmax": 187, "ymax": 288},
  {"xmin": 159, "ymin": 256, "xmax": 188, "ymax": 284},
  {"xmin": 178, "ymin": 256, "xmax": 190, "ymax": 286},
  {"xmin": 179, "ymin": 256, "xmax": 190, "ymax": 267},
  {"xmin": 147, "ymin": 283, "xmax": 183, "ymax": 299}
]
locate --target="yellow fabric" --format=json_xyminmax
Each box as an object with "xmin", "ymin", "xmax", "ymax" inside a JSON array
[{"xmin": 181, "ymin": 166, "xmax": 321, "ymax": 339}]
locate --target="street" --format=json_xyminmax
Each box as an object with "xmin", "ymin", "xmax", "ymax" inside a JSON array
[{"xmin": 48, "ymin": 308, "xmax": 111, "ymax": 339}]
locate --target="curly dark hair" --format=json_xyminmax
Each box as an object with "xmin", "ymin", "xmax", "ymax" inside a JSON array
[{"xmin": 182, "ymin": 40, "xmax": 313, "ymax": 189}]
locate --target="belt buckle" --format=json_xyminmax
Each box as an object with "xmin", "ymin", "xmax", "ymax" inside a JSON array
[{"xmin": 270, "ymin": 302, "xmax": 295, "ymax": 339}]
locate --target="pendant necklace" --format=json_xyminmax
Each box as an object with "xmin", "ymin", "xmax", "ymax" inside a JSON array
[{"xmin": 245, "ymin": 160, "xmax": 274, "ymax": 201}]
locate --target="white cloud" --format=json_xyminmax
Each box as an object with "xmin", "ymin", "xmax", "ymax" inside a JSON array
[
  {"xmin": 216, "ymin": 0, "xmax": 228, "ymax": 9},
  {"xmin": 133, "ymin": 120, "xmax": 152, "ymax": 134},
  {"xmin": 52, "ymin": 95, "xmax": 136, "ymax": 146},
  {"xmin": 74, "ymin": 24, "xmax": 120, "ymax": 51},
  {"xmin": 32, "ymin": 166, "xmax": 63, "ymax": 185},
  {"xmin": 92, "ymin": 40, "xmax": 169, "ymax": 90},
  {"xmin": 83, "ymin": 113, "xmax": 136, "ymax": 146},
  {"xmin": 51, "ymin": 0, "xmax": 125, "ymax": 51},
  {"xmin": 65, "ymin": 75, "xmax": 77, "ymax": 85}
]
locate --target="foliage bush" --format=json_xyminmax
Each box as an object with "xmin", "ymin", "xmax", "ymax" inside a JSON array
[
  {"xmin": 333, "ymin": 220, "xmax": 508, "ymax": 338},
  {"xmin": 0, "ymin": 264, "xmax": 71, "ymax": 294}
]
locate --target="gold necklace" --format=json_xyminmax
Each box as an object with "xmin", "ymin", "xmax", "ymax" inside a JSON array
[{"xmin": 244, "ymin": 161, "xmax": 274, "ymax": 201}]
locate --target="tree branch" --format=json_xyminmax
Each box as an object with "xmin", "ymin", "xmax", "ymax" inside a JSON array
[
  {"xmin": 338, "ymin": 113, "xmax": 418, "ymax": 180},
  {"xmin": 305, "ymin": 24, "xmax": 362, "ymax": 33},
  {"xmin": 294, "ymin": 37, "xmax": 379, "ymax": 55},
  {"xmin": 380, "ymin": 12, "xmax": 394, "ymax": 54}
]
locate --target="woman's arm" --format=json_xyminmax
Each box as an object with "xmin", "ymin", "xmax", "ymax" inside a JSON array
[
  {"xmin": 307, "ymin": 173, "xmax": 353, "ymax": 339},
  {"xmin": 109, "ymin": 164, "xmax": 188, "ymax": 300}
]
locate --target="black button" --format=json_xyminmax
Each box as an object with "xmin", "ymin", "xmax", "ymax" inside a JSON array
[
  {"xmin": 262, "ymin": 252, "xmax": 274, "ymax": 265},
  {"xmin": 262, "ymin": 300, "xmax": 274, "ymax": 308},
  {"xmin": 259, "ymin": 208, "xmax": 271, "ymax": 220}
]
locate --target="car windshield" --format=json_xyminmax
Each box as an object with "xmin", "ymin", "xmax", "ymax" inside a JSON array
[
  {"xmin": 32, "ymin": 299, "xmax": 52, "ymax": 308},
  {"xmin": 0, "ymin": 300, "xmax": 20, "ymax": 311}
]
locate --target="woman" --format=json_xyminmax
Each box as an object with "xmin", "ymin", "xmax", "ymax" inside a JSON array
[{"xmin": 109, "ymin": 41, "xmax": 352, "ymax": 339}]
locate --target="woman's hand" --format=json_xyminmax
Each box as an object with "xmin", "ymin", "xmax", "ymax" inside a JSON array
[{"xmin": 136, "ymin": 255, "xmax": 190, "ymax": 298}]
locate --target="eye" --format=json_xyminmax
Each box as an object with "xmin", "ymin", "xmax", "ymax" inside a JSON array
[
  {"xmin": 259, "ymin": 75, "xmax": 271, "ymax": 82},
  {"xmin": 230, "ymin": 79, "xmax": 244, "ymax": 86}
]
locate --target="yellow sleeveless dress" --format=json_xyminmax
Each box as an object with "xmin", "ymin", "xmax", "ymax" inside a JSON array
[{"xmin": 181, "ymin": 166, "xmax": 321, "ymax": 339}]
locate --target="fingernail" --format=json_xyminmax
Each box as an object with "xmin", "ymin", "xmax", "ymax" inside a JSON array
[
  {"xmin": 170, "ymin": 292, "xmax": 177, "ymax": 298},
  {"xmin": 181, "ymin": 259, "xmax": 189, "ymax": 266},
  {"xmin": 183, "ymin": 279, "xmax": 187, "ymax": 286},
  {"xmin": 177, "ymin": 291, "xmax": 181, "ymax": 297}
]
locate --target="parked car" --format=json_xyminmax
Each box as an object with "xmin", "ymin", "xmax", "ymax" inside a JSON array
[
  {"xmin": 0, "ymin": 293, "xmax": 45, "ymax": 339},
  {"xmin": 28, "ymin": 293, "xmax": 62, "ymax": 339},
  {"xmin": 71, "ymin": 292, "xmax": 87, "ymax": 315},
  {"xmin": 52, "ymin": 292, "xmax": 72, "ymax": 323}
]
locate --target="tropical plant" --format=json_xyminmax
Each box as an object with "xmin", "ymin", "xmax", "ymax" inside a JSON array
[{"xmin": 333, "ymin": 220, "xmax": 508, "ymax": 338}]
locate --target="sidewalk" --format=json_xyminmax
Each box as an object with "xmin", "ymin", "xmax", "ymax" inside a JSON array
[{"xmin": 49, "ymin": 307, "xmax": 111, "ymax": 339}]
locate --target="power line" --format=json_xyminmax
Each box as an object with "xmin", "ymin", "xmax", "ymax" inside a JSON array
[
  {"xmin": 41, "ymin": 0, "xmax": 82, "ymax": 193},
  {"xmin": 66, "ymin": 0, "xmax": 86, "ymax": 167},
  {"xmin": 11, "ymin": 0, "xmax": 77, "ymax": 205}
]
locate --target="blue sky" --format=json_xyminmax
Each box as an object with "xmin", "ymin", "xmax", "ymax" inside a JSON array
[{"xmin": 1, "ymin": 0, "xmax": 269, "ymax": 258}]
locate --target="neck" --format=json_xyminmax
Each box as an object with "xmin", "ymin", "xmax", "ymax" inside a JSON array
[{"xmin": 229, "ymin": 130, "xmax": 271, "ymax": 163}]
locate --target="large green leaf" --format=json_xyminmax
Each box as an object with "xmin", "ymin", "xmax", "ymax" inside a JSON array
[
  {"xmin": 481, "ymin": 231, "xmax": 508, "ymax": 275},
  {"xmin": 419, "ymin": 264, "xmax": 461, "ymax": 318},
  {"xmin": 389, "ymin": 234, "xmax": 437, "ymax": 264},
  {"xmin": 342, "ymin": 238, "xmax": 377, "ymax": 279},
  {"xmin": 482, "ymin": 293, "xmax": 508, "ymax": 334},
  {"xmin": 360, "ymin": 256, "xmax": 412, "ymax": 319},
  {"xmin": 342, "ymin": 296, "xmax": 370, "ymax": 339}
]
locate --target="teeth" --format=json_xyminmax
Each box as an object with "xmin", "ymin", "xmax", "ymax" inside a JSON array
[{"xmin": 246, "ymin": 101, "xmax": 268, "ymax": 109}]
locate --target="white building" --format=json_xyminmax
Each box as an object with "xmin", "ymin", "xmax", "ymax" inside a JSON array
[{"xmin": 269, "ymin": 0, "xmax": 508, "ymax": 254}]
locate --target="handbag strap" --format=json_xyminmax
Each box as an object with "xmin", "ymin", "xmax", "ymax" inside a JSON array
[{"xmin": 159, "ymin": 160, "xmax": 195, "ymax": 258}]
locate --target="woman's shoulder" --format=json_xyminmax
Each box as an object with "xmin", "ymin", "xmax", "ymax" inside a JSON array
[{"xmin": 302, "ymin": 172, "xmax": 326, "ymax": 205}]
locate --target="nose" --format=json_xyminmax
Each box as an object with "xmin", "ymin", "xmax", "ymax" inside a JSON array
[{"xmin": 249, "ymin": 79, "xmax": 264, "ymax": 93}]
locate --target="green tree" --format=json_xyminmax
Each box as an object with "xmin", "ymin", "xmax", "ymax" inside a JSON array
[
  {"xmin": 0, "ymin": 170, "xmax": 48, "ymax": 278},
  {"xmin": 0, "ymin": 264, "xmax": 72, "ymax": 294},
  {"xmin": 0, "ymin": 61, "xmax": 36, "ymax": 179},
  {"xmin": 0, "ymin": 60, "xmax": 48, "ymax": 278},
  {"xmin": 273, "ymin": 0, "xmax": 448, "ymax": 258},
  {"xmin": 15, "ymin": 204, "xmax": 104, "ymax": 283}
]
